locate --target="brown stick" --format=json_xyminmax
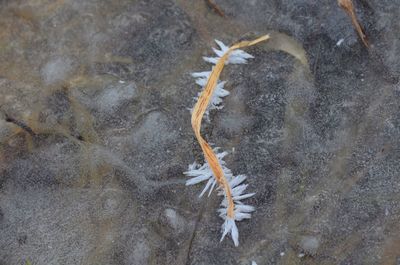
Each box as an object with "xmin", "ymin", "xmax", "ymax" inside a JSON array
[
  {"xmin": 338, "ymin": 0, "xmax": 369, "ymax": 48},
  {"xmin": 205, "ymin": 0, "xmax": 225, "ymax": 17}
]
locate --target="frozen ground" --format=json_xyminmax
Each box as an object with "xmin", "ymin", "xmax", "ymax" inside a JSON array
[{"xmin": 1, "ymin": 0, "xmax": 400, "ymax": 264}]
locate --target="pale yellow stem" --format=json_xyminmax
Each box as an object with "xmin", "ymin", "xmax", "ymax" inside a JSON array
[{"xmin": 191, "ymin": 35, "xmax": 270, "ymax": 218}]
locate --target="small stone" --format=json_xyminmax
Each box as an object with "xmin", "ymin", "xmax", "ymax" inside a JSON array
[
  {"xmin": 164, "ymin": 208, "xmax": 186, "ymax": 233},
  {"xmin": 300, "ymin": 236, "xmax": 320, "ymax": 256}
]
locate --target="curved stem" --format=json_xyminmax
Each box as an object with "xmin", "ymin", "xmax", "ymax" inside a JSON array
[{"xmin": 190, "ymin": 35, "xmax": 270, "ymax": 219}]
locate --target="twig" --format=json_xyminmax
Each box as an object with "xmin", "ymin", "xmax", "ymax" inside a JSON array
[
  {"xmin": 313, "ymin": 40, "xmax": 321, "ymax": 75},
  {"xmin": 205, "ymin": 0, "xmax": 225, "ymax": 17},
  {"xmin": 3, "ymin": 114, "xmax": 36, "ymax": 136},
  {"xmin": 184, "ymin": 203, "xmax": 206, "ymax": 265},
  {"xmin": 338, "ymin": 0, "xmax": 369, "ymax": 48}
]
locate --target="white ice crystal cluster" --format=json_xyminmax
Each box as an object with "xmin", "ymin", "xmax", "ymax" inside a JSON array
[
  {"xmin": 203, "ymin": 40, "xmax": 254, "ymax": 65},
  {"xmin": 185, "ymin": 150, "xmax": 231, "ymax": 197},
  {"xmin": 190, "ymin": 40, "xmax": 254, "ymax": 119},
  {"xmin": 184, "ymin": 150, "xmax": 255, "ymax": 246}
]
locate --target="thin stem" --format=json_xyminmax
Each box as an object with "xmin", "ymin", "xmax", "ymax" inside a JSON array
[{"xmin": 190, "ymin": 35, "xmax": 270, "ymax": 219}]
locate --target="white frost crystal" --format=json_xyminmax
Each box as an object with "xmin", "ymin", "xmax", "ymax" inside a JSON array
[
  {"xmin": 203, "ymin": 40, "xmax": 254, "ymax": 65},
  {"xmin": 218, "ymin": 174, "xmax": 255, "ymax": 246},
  {"xmin": 191, "ymin": 40, "xmax": 255, "ymax": 118},
  {"xmin": 184, "ymin": 150, "xmax": 255, "ymax": 246},
  {"xmin": 184, "ymin": 150, "xmax": 232, "ymax": 197},
  {"xmin": 191, "ymin": 71, "xmax": 229, "ymax": 117}
]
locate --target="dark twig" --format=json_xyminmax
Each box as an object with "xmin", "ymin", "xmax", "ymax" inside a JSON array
[
  {"xmin": 205, "ymin": 0, "xmax": 225, "ymax": 17},
  {"xmin": 4, "ymin": 114, "xmax": 36, "ymax": 136},
  {"xmin": 184, "ymin": 203, "xmax": 206, "ymax": 265},
  {"xmin": 313, "ymin": 40, "xmax": 321, "ymax": 76}
]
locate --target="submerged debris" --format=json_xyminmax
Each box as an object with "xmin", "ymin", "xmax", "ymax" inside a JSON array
[
  {"xmin": 338, "ymin": 0, "xmax": 369, "ymax": 48},
  {"xmin": 205, "ymin": 0, "xmax": 225, "ymax": 17}
]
